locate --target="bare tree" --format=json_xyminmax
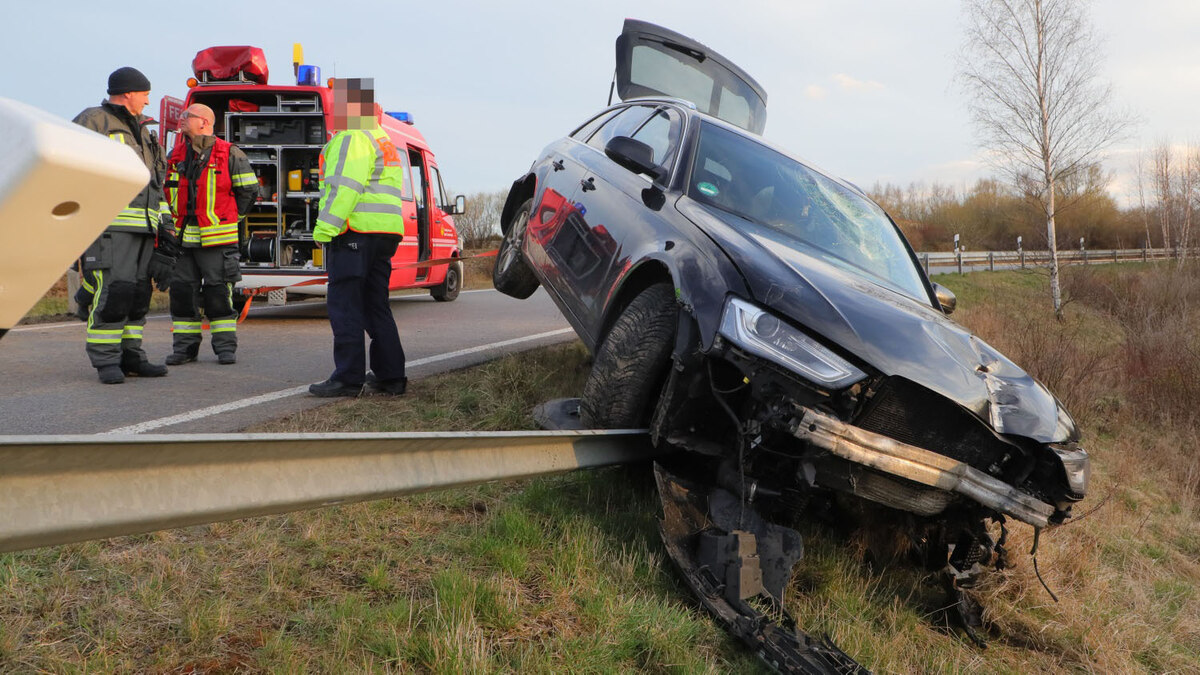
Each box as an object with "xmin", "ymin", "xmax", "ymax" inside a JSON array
[
  {"xmin": 959, "ymin": 0, "xmax": 1132, "ymax": 318},
  {"xmin": 1133, "ymin": 150, "xmax": 1154, "ymax": 249},
  {"xmin": 1179, "ymin": 143, "xmax": 1200, "ymax": 264},
  {"xmin": 1152, "ymin": 141, "xmax": 1174, "ymax": 250},
  {"xmin": 451, "ymin": 190, "xmax": 507, "ymax": 248}
]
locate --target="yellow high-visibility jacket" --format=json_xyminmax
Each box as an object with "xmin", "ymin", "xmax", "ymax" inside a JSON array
[{"xmin": 314, "ymin": 127, "xmax": 405, "ymax": 242}]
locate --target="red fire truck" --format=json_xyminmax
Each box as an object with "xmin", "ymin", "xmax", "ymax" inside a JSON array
[{"xmin": 161, "ymin": 45, "xmax": 466, "ymax": 308}]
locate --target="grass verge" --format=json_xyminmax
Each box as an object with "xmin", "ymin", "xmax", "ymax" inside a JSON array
[{"xmin": 3, "ymin": 266, "xmax": 1199, "ymax": 672}]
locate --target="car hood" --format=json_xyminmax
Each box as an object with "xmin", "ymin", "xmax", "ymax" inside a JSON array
[{"xmin": 678, "ymin": 199, "xmax": 1075, "ymax": 443}]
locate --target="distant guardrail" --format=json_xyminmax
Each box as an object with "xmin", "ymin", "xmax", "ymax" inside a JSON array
[{"xmin": 916, "ymin": 247, "xmax": 1191, "ymax": 275}]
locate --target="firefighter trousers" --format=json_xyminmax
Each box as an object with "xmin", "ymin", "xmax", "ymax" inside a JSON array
[
  {"xmin": 168, "ymin": 245, "xmax": 241, "ymax": 357},
  {"xmin": 81, "ymin": 231, "xmax": 154, "ymax": 369},
  {"xmin": 325, "ymin": 231, "xmax": 405, "ymax": 386}
]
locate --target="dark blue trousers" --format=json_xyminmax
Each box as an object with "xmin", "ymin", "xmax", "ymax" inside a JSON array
[{"xmin": 325, "ymin": 231, "xmax": 405, "ymax": 386}]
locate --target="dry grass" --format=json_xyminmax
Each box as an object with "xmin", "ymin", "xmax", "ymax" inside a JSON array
[{"xmin": 4, "ymin": 267, "xmax": 1200, "ymax": 672}]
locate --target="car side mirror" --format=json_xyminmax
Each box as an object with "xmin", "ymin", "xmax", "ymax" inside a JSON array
[
  {"xmin": 605, "ymin": 136, "xmax": 662, "ymax": 180},
  {"xmin": 449, "ymin": 194, "xmax": 466, "ymax": 215},
  {"xmin": 933, "ymin": 282, "xmax": 957, "ymax": 315}
]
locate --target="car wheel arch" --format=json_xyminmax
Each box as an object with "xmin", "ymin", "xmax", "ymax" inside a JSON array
[
  {"xmin": 499, "ymin": 175, "xmax": 537, "ymax": 235},
  {"xmin": 595, "ymin": 258, "xmax": 679, "ymax": 348}
]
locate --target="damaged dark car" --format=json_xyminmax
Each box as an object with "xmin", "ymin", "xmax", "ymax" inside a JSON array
[{"xmin": 496, "ymin": 20, "xmax": 1090, "ymax": 673}]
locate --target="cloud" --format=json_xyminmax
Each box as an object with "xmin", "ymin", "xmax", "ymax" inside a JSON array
[
  {"xmin": 832, "ymin": 73, "xmax": 885, "ymax": 93},
  {"xmin": 804, "ymin": 85, "xmax": 828, "ymax": 100}
]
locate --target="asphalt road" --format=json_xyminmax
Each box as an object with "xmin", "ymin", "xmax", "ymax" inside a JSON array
[{"xmin": 0, "ymin": 289, "xmax": 575, "ymax": 435}]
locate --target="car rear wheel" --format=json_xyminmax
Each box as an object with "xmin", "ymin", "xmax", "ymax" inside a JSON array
[
  {"xmin": 431, "ymin": 260, "xmax": 462, "ymax": 302},
  {"xmin": 493, "ymin": 198, "xmax": 539, "ymax": 299},
  {"xmin": 581, "ymin": 282, "xmax": 678, "ymax": 428}
]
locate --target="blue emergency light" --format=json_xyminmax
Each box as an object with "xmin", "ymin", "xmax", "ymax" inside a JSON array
[
  {"xmin": 297, "ymin": 65, "xmax": 321, "ymax": 86},
  {"xmin": 386, "ymin": 111, "xmax": 415, "ymax": 125}
]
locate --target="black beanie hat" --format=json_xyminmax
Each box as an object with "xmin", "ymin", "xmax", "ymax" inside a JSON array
[{"xmin": 107, "ymin": 67, "xmax": 151, "ymax": 95}]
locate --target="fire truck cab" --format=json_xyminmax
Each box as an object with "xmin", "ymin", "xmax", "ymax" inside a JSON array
[{"xmin": 163, "ymin": 46, "xmax": 466, "ymax": 306}]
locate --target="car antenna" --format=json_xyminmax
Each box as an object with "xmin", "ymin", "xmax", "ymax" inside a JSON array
[{"xmin": 607, "ymin": 71, "xmax": 616, "ymax": 106}]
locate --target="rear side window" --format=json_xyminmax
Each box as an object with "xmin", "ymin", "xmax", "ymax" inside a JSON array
[
  {"xmin": 586, "ymin": 106, "xmax": 656, "ymax": 153},
  {"xmin": 571, "ymin": 109, "xmax": 620, "ymax": 141}
]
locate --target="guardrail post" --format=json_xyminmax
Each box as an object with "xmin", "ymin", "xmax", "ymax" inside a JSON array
[
  {"xmin": 1113, "ymin": 250, "xmax": 1118, "ymax": 263},
  {"xmin": 957, "ymin": 251, "xmax": 963, "ymax": 275},
  {"xmin": 1020, "ymin": 250, "xmax": 1025, "ymax": 269},
  {"xmin": 988, "ymin": 251, "xmax": 994, "ymax": 271},
  {"xmin": 923, "ymin": 253, "xmax": 930, "ymax": 276},
  {"xmin": 1082, "ymin": 249, "xmax": 1088, "ymax": 264}
]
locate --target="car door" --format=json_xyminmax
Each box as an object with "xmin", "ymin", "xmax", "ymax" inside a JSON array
[
  {"xmin": 549, "ymin": 104, "xmax": 683, "ymax": 339},
  {"xmin": 615, "ymin": 19, "xmax": 768, "ymax": 135}
]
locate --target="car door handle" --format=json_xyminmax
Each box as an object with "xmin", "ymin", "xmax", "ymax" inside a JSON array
[
  {"xmin": 552, "ymin": 159, "xmax": 565, "ymax": 172},
  {"xmin": 580, "ymin": 176, "xmax": 596, "ymax": 192}
]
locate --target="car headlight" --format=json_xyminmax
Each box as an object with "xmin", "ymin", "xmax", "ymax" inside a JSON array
[
  {"xmin": 1048, "ymin": 443, "xmax": 1090, "ymax": 500},
  {"xmin": 719, "ymin": 296, "xmax": 866, "ymax": 389}
]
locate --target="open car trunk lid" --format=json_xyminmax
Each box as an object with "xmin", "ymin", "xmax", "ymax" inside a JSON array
[{"xmin": 615, "ymin": 19, "xmax": 768, "ymax": 134}]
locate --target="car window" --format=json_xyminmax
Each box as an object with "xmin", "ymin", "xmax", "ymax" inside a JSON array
[
  {"xmin": 586, "ymin": 105, "xmax": 656, "ymax": 153},
  {"xmin": 571, "ymin": 109, "xmax": 620, "ymax": 141},
  {"xmin": 689, "ymin": 122, "xmax": 927, "ymax": 302},
  {"xmin": 629, "ymin": 107, "xmax": 680, "ymax": 168},
  {"xmin": 400, "ymin": 149, "xmax": 414, "ymax": 201},
  {"xmin": 431, "ymin": 165, "xmax": 448, "ymax": 210}
]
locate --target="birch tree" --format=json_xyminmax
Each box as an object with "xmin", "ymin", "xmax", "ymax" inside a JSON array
[{"xmin": 959, "ymin": 0, "xmax": 1130, "ymax": 318}]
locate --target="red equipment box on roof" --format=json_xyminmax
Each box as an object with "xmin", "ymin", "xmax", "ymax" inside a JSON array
[{"xmin": 192, "ymin": 46, "xmax": 269, "ymax": 84}]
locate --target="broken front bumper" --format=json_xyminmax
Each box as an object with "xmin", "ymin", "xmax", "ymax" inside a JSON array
[{"xmin": 791, "ymin": 407, "xmax": 1056, "ymax": 528}]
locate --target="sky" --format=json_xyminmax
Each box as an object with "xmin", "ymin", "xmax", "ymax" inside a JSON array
[{"xmin": 4, "ymin": 0, "xmax": 1198, "ymax": 207}]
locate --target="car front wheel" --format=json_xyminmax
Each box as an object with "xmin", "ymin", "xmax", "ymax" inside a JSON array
[
  {"xmin": 492, "ymin": 198, "xmax": 540, "ymax": 299},
  {"xmin": 581, "ymin": 282, "xmax": 678, "ymax": 428}
]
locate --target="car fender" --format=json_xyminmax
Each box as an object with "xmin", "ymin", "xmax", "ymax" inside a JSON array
[{"xmin": 499, "ymin": 173, "xmax": 537, "ymax": 235}]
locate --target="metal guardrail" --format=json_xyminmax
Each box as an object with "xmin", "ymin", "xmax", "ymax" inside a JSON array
[
  {"xmin": 917, "ymin": 247, "xmax": 1189, "ymax": 275},
  {"xmin": 0, "ymin": 430, "xmax": 658, "ymax": 553}
]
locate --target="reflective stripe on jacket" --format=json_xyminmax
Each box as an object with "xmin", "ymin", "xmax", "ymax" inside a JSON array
[
  {"xmin": 166, "ymin": 138, "xmax": 257, "ymax": 247},
  {"xmin": 314, "ymin": 127, "xmax": 405, "ymax": 242},
  {"xmin": 72, "ymin": 101, "xmax": 167, "ymax": 235}
]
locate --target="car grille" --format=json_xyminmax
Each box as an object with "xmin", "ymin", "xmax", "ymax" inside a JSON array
[{"xmin": 855, "ymin": 377, "xmax": 1018, "ymax": 473}]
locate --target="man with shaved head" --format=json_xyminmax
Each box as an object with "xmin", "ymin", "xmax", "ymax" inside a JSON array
[{"xmin": 163, "ymin": 102, "xmax": 258, "ymax": 365}]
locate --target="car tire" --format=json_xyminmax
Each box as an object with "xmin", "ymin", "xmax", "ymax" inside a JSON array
[
  {"xmin": 493, "ymin": 198, "xmax": 540, "ymax": 299},
  {"xmin": 581, "ymin": 282, "xmax": 678, "ymax": 428},
  {"xmin": 431, "ymin": 260, "xmax": 462, "ymax": 302}
]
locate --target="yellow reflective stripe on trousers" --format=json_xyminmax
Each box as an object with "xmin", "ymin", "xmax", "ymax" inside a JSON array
[
  {"xmin": 172, "ymin": 321, "xmax": 203, "ymax": 334},
  {"xmin": 210, "ymin": 319, "xmax": 237, "ymax": 333},
  {"xmin": 121, "ymin": 325, "xmax": 144, "ymax": 340},
  {"xmin": 84, "ymin": 271, "xmax": 117, "ymax": 343}
]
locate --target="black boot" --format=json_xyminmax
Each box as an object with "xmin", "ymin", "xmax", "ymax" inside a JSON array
[
  {"xmin": 165, "ymin": 351, "xmax": 197, "ymax": 366},
  {"xmin": 97, "ymin": 365, "xmax": 125, "ymax": 384},
  {"xmin": 121, "ymin": 353, "xmax": 168, "ymax": 377},
  {"xmin": 308, "ymin": 379, "xmax": 363, "ymax": 398},
  {"xmin": 365, "ymin": 372, "xmax": 407, "ymax": 395}
]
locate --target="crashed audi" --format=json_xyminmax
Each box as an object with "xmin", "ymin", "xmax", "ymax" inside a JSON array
[{"xmin": 496, "ymin": 20, "xmax": 1089, "ymax": 672}]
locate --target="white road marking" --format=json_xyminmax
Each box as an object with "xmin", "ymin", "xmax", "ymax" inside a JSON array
[
  {"xmin": 103, "ymin": 327, "xmax": 574, "ymax": 435},
  {"xmin": 10, "ymin": 290, "xmax": 500, "ymax": 333}
]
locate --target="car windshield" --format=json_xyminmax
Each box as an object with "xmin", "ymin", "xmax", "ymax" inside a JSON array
[{"xmin": 688, "ymin": 122, "xmax": 928, "ymax": 301}]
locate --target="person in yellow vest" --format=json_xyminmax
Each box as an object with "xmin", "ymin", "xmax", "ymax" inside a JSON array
[
  {"xmin": 163, "ymin": 103, "xmax": 258, "ymax": 365},
  {"xmin": 308, "ymin": 78, "xmax": 407, "ymax": 397},
  {"xmin": 72, "ymin": 66, "xmax": 172, "ymax": 384}
]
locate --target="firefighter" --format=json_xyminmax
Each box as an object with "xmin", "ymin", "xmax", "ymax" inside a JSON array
[
  {"xmin": 73, "ymin": 66, "xmax": 172, "ymax": 384},
  {"xmin": 163, "ymin": 103, "xmax": 258, "ymax": 365},
  {"xmin": 308, "ymin": 78, "xmax": 407, "ymax": 397}
]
